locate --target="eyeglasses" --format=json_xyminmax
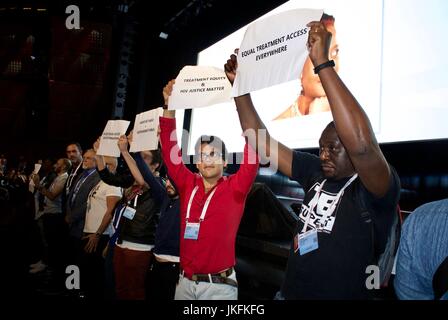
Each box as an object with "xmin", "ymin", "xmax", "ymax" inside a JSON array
[{"xmin": 199, "ymin": 151, "xmax": 222, "ymax": 161}]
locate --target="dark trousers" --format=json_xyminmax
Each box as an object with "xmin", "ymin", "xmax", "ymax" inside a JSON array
[
  {"xmin": 67, "ymin": 235, "xmax": 83, "ymax": 267},
  {"xmin": 103, "ymin": 242, "xmax": 116, "ymax": 300},
  {"xmin": 80, "ymin": 235, "xmax": 109, "ymax": 299},
  {"xmin": 113, "ymin": 245, "xmax": 152, "ymax": 300},
  {"xmin": 148, "ymin": 259, "xmax": 180, "ymax": 300},
  {"xmin": 42, "ymin": 213, "xmax": 69, "ymax": 288},
  {"xmin": 28, "ymin": 218, "xmax": 44, "ymax": 264}
]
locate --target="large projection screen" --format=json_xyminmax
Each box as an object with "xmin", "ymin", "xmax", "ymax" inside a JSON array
[{"xmin": 187, "ymin": 0, "xmax": 448, "ymax": 154}]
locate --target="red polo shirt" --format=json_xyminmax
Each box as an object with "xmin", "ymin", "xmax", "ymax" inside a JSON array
[{"xmin": 160, "ymin": 117, "xmax": 259, "ymax": 277}]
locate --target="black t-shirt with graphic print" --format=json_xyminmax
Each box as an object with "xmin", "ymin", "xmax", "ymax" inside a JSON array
[{"xmin": 281, "ymin": 151, "xmax": 400, "ymax": 300}]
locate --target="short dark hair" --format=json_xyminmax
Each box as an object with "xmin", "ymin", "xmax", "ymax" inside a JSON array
[
  {"xmin": 325, "ymin": 121, "xmax": 335, "ymax": 131},
  {"xmin": 67, "ymin": 142, "xmax": 82, "ymax": 153},
  {"xmin": 150, "ymin": 149, "xmax": 162, "ymax": 170},
  {"xmin": 320, "ymin": 121, "xmax": 339, "ymax": 142},
  {"xmin": 163, "ymin": 175, "xmax": 178, "ymax": 191},
  {"xmin": 194, "ymin": 135, "xmax": 228, "ymax": 161},
  {"xmin": 321, "ymin": 13, "xmax": 335, "ymax": 27}
]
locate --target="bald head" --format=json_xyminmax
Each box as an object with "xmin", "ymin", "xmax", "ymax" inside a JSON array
[
  {"xmin": 319, "ymin": 121, "xmax": 355, "ymax": 180},
  {"xmin": 323, "ymin": 121, "xmax": 336, "ymax": 132},
  {"xmin": 82, "ymin": 149, "xmax": 97, "ymax": 170}
]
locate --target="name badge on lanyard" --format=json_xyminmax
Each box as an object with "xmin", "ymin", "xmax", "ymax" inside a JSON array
[
  {"xmin": 122, "ymin": 206, "xmax": 136, "ymax": 220},
  {"xmin": 123, "ymin": 194, "xmax": 139, "ymax": 220},
  {"xmin": 293, "ymin": 174, "xmax": 358, "ymax": 256},
  {"xmin": 183, "ymin": 185, "xmax": 217, "ymax": 241},
  {"xmin": 184, "ymin": 222, "xmax": 200, "ymax": 240},
  {"xmin": 294, "ymin": 229, "xmax": 318, "ymax": 255}
]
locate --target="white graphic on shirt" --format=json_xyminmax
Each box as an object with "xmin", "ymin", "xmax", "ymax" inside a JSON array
[{"xmin": 299, "ymin": 182, "xmax": 343, "ymax": 234}]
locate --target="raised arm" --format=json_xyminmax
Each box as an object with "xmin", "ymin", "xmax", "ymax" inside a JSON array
[
  {"xmin": 93, "ymin": 137, "xmax": 106, "ymax": 172},
  {"xmin": 224, "ymin": 53, "xmax": 294, "ymax": 178},
  {"xmin": 134, "ymin": 152, "xmax": 166, "ymax": 205},
  {"xmin": 163, "ymin": 79, "xmax": 176, "ymax": 119},
  {"xmin": 307, "ymin": 21, "xmax": 391, "ymax": 197},
  {"xmin": 230, "ymin": 143, "xmax": 259, "ymax": 201},
  {"xmin": 118, "ymin": 135, "xmax": 146, "ymax": 187},
  {"xmin": 159, "ymin": 79, "xmax": 194, "ymax": 191},
  {"xmin": 94, "ymin": 137, "xmax": 134, "ymax": 188}
]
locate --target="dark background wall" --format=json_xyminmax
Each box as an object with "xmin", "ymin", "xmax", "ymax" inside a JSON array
[{"xmin": 0, "ymin": 0, "xmax": 288, "ymax": 159}]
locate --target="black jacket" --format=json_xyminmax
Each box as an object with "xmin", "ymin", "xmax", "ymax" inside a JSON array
[
  {"xmin": 66, "ymin": 170, "xmax": 101, "ymax": 239},
  {"xmin": 117, "ymin": 187, "xmax": 160, "ymax": 245}
]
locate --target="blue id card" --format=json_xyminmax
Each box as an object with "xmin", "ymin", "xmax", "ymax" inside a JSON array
[
  {"xmin": 184, "ymin": 222, "xmax": 200, "ymax": 240},
  {"xmin": 122, "ymin": 207, "xmax": 136, "ymax": 220},
  {"xmin": 295, "ymin": 229, "xmax": 318, "ymax": 255}
]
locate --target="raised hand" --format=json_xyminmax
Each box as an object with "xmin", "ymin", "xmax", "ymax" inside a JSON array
[
  {"xmin": 306, "ymin": 21, "xmax": 332, "ymax": 67},
  {"xmin": 127, "ymin": 130, "xmax": 134, "ymax": 145},
  {"xmin": 224, "ymin": 48, "xmax": 239, "ymax": 85},
  {"xmin": 163, "ymin": 79, "xmax": 175, "ymax": 107},
  {"xmin": 117, "ymin": 134, "xmax": 129, "ymax": 153}
]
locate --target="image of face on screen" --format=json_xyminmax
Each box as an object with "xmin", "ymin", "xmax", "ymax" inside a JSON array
[{"xmin": 273, "ymin": 14, "xmax": 339, "ymax": 120}]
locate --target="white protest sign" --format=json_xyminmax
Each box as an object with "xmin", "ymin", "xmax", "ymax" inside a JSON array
[
  {"xmin": 168, "ymin": 66, "xmax": 232, "ymax": 110},
  {"xmin": 130, "ymin": 108, "xmax": 163, "ymax": 152},
  {"xmin": 232, "ymin": 8, "xmax": 323, "ymax": 97},
  {"xmin": 97, "ymin": 120, "xmax": 130, "ymax": 157}
]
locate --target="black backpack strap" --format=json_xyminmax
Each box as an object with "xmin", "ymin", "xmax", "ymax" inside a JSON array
[
  {"xmin": 433, "ymin": 256, "xmax": 448, "ymax": 300},
  {"xmin": 355, "ymin": 181, "xmax": 401, "ymax": 287}
]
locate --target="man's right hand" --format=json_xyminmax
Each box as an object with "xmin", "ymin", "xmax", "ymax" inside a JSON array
[
  {"xmin": 306, "ymin": 21, "xmax": 332, "ymax": 67},
  {"xmin": 117, "ymin": 135, "xmax": 129, "ymax": 153},
  {"xmin": 127, "ymin": 130, "xmax": 133, "ymax": 145},
  {"xmin": 162, "ymin": 79, "xmax": 176, "ymax": 118},
  {"xmin": 163, "ymin": 79, "xmax": 175, "ymax": 107},
  {"xmin": 224, "ymin": 49, "xmax": 239, "ymax": 85}
]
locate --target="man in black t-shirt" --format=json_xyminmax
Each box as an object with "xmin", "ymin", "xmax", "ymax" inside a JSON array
[
  {"xmin": 281, "ymin": 132, "xmax": 400, "ymax": 299},
  {"xmin": 224, "ymin": 21, "xmax": 400, "ymax": 299}
]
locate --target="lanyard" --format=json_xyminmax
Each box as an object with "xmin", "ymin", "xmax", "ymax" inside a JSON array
[
  {"xmin": 126, "ymin": 185, "xmax": 143, "ymax": 207},
  {"xmin": 70, "ymin": 169, "xmax": 96, "ymax": 206},
  {"xmin": 66, "ymin": 162, "xmax": 82, "ymax": 193},
  {"xmin": 186, "ymin": 185, "xmax": 218, "ymax": 222},
  {"xmin": 114, "ymin": 204, "xmax": 126, "ymax": 229},
  {"xmin": 301, "ymin": 174, "xmax": 358, "ymax": 233}
]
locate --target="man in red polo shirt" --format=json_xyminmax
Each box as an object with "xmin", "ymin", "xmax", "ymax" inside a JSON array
[{"xmin": 160, "ymin": 80, "xmax": 259, "ymax": 300}]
